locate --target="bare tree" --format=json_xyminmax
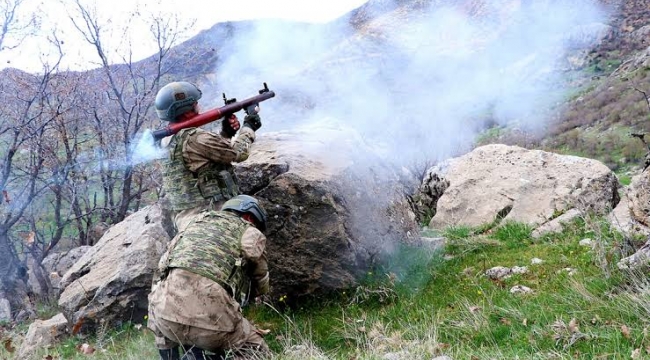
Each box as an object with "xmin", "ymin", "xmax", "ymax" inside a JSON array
[
  {"xmin": 0, "ymin": 60, "xmax": 65, "ymax": 314},
  {"xmin": 0, "ymin": 0, "xmax": 39, "ymax": 52},
  {"xmin": 65, "ymin": 0, "xmax": 194, "ymax": 223}
]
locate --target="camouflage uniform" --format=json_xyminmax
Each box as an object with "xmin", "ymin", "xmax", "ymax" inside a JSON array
[
  {"xmin": 161, "ymin": 126, "xmax": 255, "ymax": 232},
  {"xmin": 148, "ymin": 210, "xmax": 269, "ymax": 358}
]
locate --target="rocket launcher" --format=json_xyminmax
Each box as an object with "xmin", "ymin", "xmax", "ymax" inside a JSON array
[{"xmin": 152, "ymin": 83, "xmax": 275, "ymax": 141}]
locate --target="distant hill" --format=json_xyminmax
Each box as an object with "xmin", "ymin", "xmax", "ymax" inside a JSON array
[{"xmin": 4, "ymin": 0, "xmax": 649, "ymax": 169}]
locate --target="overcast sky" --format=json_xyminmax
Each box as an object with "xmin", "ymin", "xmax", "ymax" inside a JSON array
[{"xmin": 0, "ymin": 0, "xmax": 368, "ymax": 73}]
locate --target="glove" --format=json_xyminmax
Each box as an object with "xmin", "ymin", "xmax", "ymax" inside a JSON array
[
  {"xmin": 243, "ymin": 113, "xmax": 262, "ymax": 131},
  {"xmin": 221, "ymin": 114, "xmax": 240, "ymax": 138}
]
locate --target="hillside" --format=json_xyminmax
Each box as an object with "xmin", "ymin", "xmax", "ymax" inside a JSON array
[
  {"xmin": 4, "ymin": 0, "xmax": 650, "ymax": 359},
  {"xmin": 477, "ymin": 0, "xmax": 650, "ymax": 173}
]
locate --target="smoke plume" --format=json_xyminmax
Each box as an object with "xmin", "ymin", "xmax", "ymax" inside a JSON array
[{"xmin": 211, "ymin": 0, "xmax": 611, "ymax": 165}]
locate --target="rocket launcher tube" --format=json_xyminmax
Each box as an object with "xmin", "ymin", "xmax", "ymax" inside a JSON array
[{"xmin": 152, "ymin": 83, "xmax": 275, "ymax": 141}]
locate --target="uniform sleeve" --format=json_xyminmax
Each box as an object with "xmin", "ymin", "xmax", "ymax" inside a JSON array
[
  {"xmin": 241, "ymin": 226, "xmax": 269, "ymax": 297},
  {"xmin": 182, "ymin": 128, "xmax": 256, "ymax": 172}
]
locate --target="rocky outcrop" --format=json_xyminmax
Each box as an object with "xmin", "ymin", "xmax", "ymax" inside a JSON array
[
  {"xmin": 419, "ymin": 144, "xmax": 619, "ymax": 229},
  {"xmin": 628, "ymin": 171, "xmax": 650, "ymax": 227},
  {"xmin": 41, "ymin": 246, "xmax": 92, "ymax": 295},
  {"xmin": 410, "ymin": 172, "xmax": 450, "ymax": 223},
  {"xmin": 235, "ymin": 126, "xmax": 418, "ymax": 302},
  {"xmin": 17, "ymin": 313, "xmax": 68, "ymax": 358},
  {"xmin": 57, "ymin": 204, "xmax": 173, "ymax": 335},
  {"xmin": 608, "ymin": 190, "xmax": 650, "ymax": 236},
  {"xmin": 613, "ymin": 172, "xmax": 650, "ymax": 269}
]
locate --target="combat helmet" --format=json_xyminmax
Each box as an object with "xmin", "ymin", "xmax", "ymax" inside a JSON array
[
  {"xmin": 221, "ymin": 195, "xmax": 268, "ymax": 231},
  {"xmin": 154, "ymin": 81, "xmax": 202, "ymax": 121}
]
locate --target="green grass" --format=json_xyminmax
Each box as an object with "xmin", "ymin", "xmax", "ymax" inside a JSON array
[
  {"xmin": 6, "ymin": 217, "xmax": 650, "ymax": 359},
  {"xmin": 618, "ymin": 174, "xmax": 632, "ymax": 186}
]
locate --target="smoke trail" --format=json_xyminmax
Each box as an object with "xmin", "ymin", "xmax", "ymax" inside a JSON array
[
  {"xmin": 211, "ymin": 0, "xmax": 611, "ymax": 165},
  {"xmin": 130, "ymin": 130, "xmax": 167, "ymax": 165}
]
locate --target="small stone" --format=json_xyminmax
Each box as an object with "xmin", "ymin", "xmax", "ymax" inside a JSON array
[
  {"xmin": 383, "ymin": 351, "xmax": 410, "ymax": 360},
  {"xmin": 485, "ymin": 266, "xmax": 512, "ymax": 280},
  {"xmin": 579, "ymin": 238, "xmax": 593, "ymax": 247},
  {"xmin": 510, "ymin": 285, "xmax": 533, "ymax": 294},
  {"xmin": 531, "ymin": 258, "xmax": 544, "ymax": 265},
  {"xmin": 511, "ymin": 266, "xmax": 528, "ymax": 275}
]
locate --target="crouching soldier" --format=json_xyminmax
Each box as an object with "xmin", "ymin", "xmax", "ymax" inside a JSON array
[{"xmin": 148, "ymin": 195, "xmax": 270, "ymax": 360}]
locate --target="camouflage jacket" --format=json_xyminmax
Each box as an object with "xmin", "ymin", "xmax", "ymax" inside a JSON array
[
  {"xmin": 161, "ymin": 127, "xmax": 255, "ymax": 212},
  {"xmin": 159, "ymin": 210, "xmax": 269, "ymax": 304}
]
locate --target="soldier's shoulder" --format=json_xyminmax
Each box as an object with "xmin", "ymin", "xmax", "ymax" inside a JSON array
[{"xmin": 199, "ymin": 209, "xmax": 244, "ymax": 222}]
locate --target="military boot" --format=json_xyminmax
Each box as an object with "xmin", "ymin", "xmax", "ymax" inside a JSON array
[
  {"xmin": 180, "ymin": 346, "xmax": 226, "ymax": 360},
  {"xmin": 158, "ymin": 347, "xmax": 180, "ymax": 360}
]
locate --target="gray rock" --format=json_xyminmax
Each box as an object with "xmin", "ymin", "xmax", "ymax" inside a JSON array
[
  {"xmin": 532, "ymin": 209, "xmax": 583, "ymax": 238},
  {"xmin": 43, "ymin": 246, "xmax": 92, "ymax": 276},
  {"xmin": 40, "ymin": 246, "xmax": 92, "ymax": 295},
  {"xmin": 608, "ymin": 194, "xmax": 650, "ymax": 236},
  {"xmin": 511, "ymin": 266, "xmax": 528, "ymax": 275},
  {"xmin": 579, "ymin": 238, "xmax": 593, "ymax": 247},
  {"xmin": 0, "ymin": 298, "xmax": 10, "ymax": 322},
  {"xmin": 625, "ymin": 173, "xmax": 650, "ymax": 231},
  {"xmin": 17, "ymin": 313, "xmax": 68, "ymax": 358},
  {"xmin": 235, "ymin": 128, "xmax": 418, "ymax": 300},
  {"xmin": 57, "ymin": 204, "xmax": 173, "ymax": 335},
  {"xmin": 510, "ymin": 285, "xmax": 533, "ymax": 295},
  {"xmin": 486, "ymin": 266, "xmax": 511, "ymax": 280},
  {"xmin": 421, "ymin": 145, "xmax": 618, "ymax": 229},
  {"xmin": 485, "ymin": 266, "xmax": 528, "ymax": 280},
  {"xmin": 383, "ymin": 351, "xmax": 410, "ymax": 360},
  {"xmin": 619, "ymin": 239, "xmax": 650, "ymax": 270}
]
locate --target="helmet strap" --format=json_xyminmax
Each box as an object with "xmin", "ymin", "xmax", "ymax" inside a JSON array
[{"xmin": 175, "ymin": 103, "xmax": 199, "ymax": 122}]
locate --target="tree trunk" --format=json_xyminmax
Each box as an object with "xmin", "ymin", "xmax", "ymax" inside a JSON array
[
  {"xmin": 0, "ymin": 229, "xmax": 32, "ymax": 319},
  {"xmin": 116, "ymin": 165, "xmax": 133, "ymax": 223},
  {"xmin": 27, "ymin": 252, "xmax": 51, "ymax": 300}
]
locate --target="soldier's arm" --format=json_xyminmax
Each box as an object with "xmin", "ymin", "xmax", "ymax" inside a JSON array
[
  {"xmin": 241, "ymin": 226, "xmax": 269, "ymax": 297},
  {"xmin": 182, "ymin": 128, "xmax": 256, "ymax": 172}
]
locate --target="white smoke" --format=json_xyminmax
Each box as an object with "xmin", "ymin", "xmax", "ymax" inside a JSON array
[
  {"xmin": 130, "ymin": 130, "xmax": 167, "ymax": 165},
  {"xmin": 211, "ymin": 0, "xmax": 611, "ymax": 165}
]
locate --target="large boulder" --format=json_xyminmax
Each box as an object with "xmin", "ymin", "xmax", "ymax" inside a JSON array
[
  {"xmin": 421, "ymin": 144, "xmax": 620, "ymax": 229},
  {"xmin": 234, "ymin": 125, "xmax": 417, "ymax": 301},
  {"xmin": 57, "ymin": 204, "xmax": 173, "ymax": 334}
]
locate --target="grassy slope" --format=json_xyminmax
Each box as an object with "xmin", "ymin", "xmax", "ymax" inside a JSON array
[{"xmin": 8, "ymin": 216, "xmax": 650, "ymax": 359}]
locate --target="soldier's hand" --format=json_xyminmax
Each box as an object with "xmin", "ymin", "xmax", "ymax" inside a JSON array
[
  {"xmin": 243, "ymin": 113, "xmax": 262, "ymax": 131},
  {"xmin": 245, "ymin": 104, "xmax": 260, "ymax": 116},
  {"xmin": 221, "ymin": 114, "xmax": 240, "ymax": 138}
]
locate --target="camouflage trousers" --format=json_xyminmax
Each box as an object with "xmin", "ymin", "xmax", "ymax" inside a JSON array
[{"xmin": 148, "ymin": 268, "xmax": 268, "ymax": 359}]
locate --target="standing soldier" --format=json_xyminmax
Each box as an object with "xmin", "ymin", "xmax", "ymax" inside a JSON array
[
  {"xmin": 148, "ymin": 195, "xmax": 270, "ymax": 360},
  {"xmin": 154, "ymin": 81, "xmax": 263, "ymax": 232}
]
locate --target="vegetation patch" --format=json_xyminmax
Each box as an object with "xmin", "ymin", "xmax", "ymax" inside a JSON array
[{"xmin": 5, "ymin": 216, "xmax": 647, "ymax": 359}]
